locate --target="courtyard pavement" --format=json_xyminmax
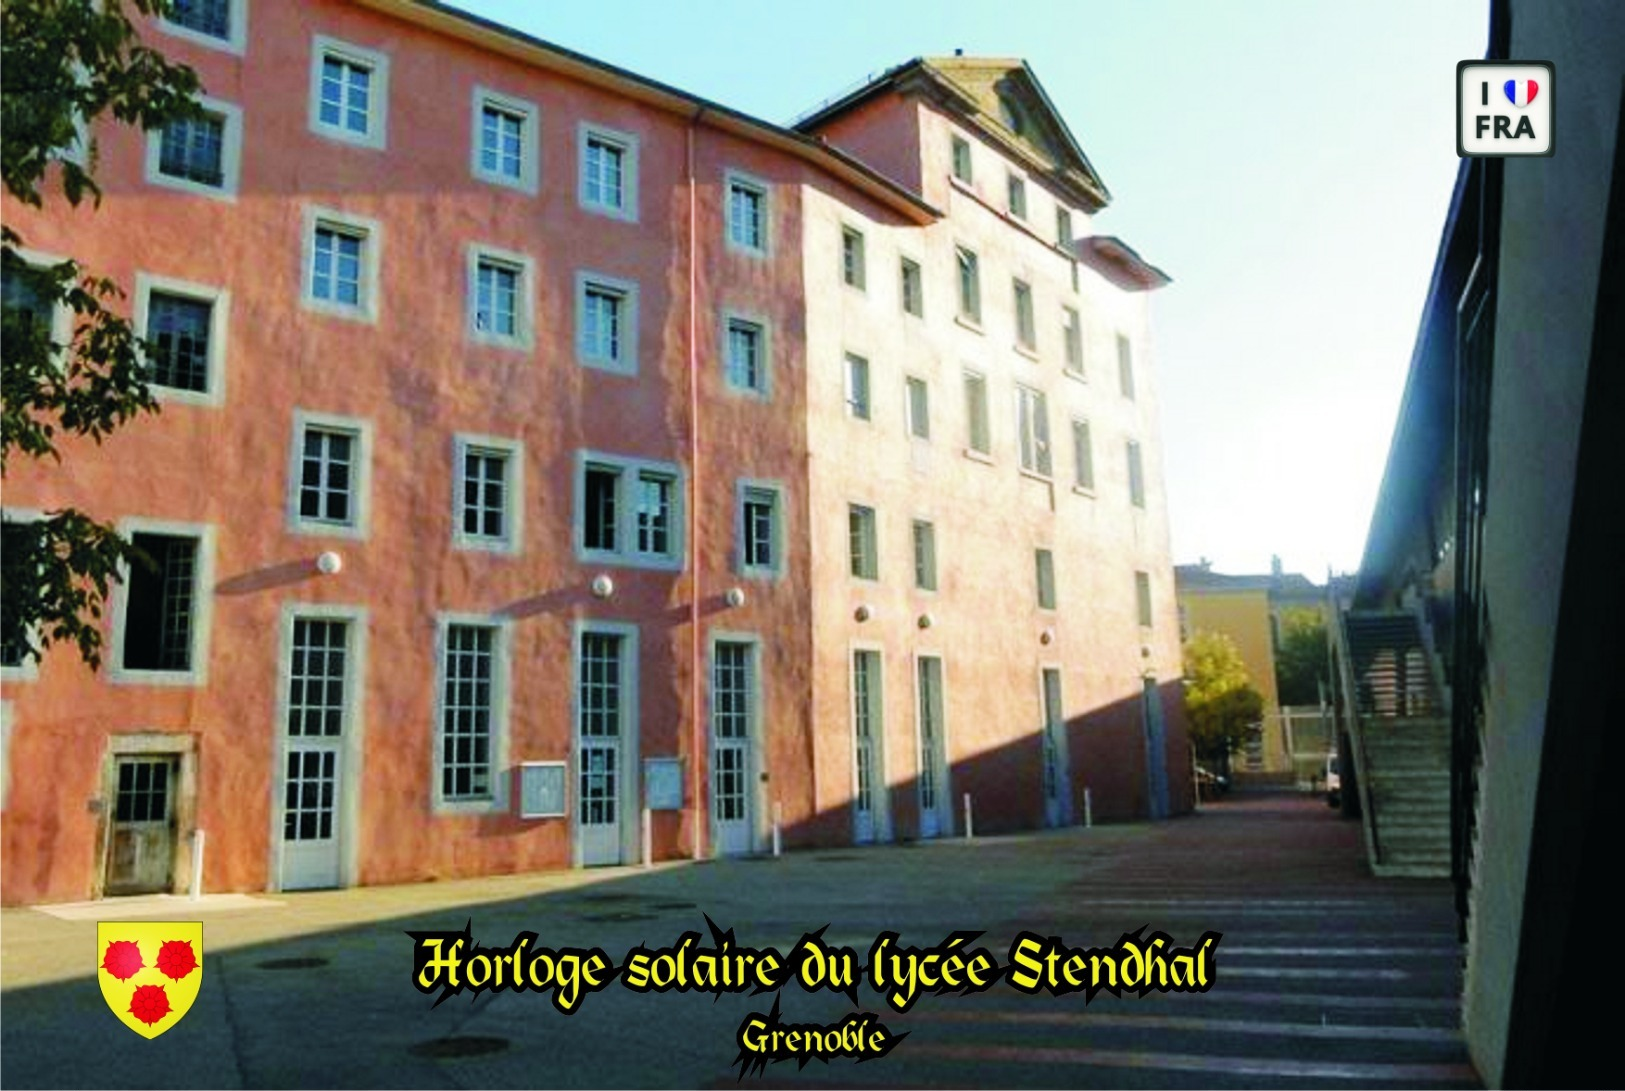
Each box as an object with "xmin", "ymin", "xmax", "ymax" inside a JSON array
[{"xmin": 0, "ymin": 793, "xmax": 1478, "ymax": 1089}]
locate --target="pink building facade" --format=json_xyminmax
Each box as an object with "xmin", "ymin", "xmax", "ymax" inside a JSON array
[{"xmin": 0, "ymin": 0, "xmax": 1187, "ymax": 905}]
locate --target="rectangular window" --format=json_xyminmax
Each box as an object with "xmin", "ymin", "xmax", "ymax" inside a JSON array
[
  {"xmin": 2, "ymin": 520, "xmax": 36, "ymax": 671},
  {"xmin": 471, "ymin": 89, "xmax": 538, "ymax": 193},
  {"xmin": 912, "ymin": 520, "xmax": 937, "ymax": 591},
  {"xmin": 956, "ymin": 246, "xmax": 981, "ymax": 324},
  {"xmin": 1007, "ymin": 173, "xmax": 1028, "ymax": 219},
  {"xmin": 727, "ymin": 173, "xmax": 768, "ymax": 253},
  {"xmin": 455, "ymin": 438, "xmax": 519, "ymax": 551},
  {"xmin": 287, "ymin": 618, "xmax": 348, "ymax": 738},
  {"xmin": 440, "ymin": 624, "xmax": 495, "ymax": 802},
  {"xmin": 951, "ymin": 134, "xmax": 973, "ymax": 182},
  {"xmin": 1014, "ymin": 279, "xmax": 1036, "ymax": 351},
  {"xmin": 311, "ymin": 37, "xmax": 388, "ymax": 149},
  {"xmin": 963, "ymin": 372, "xmax": 991, "ymax": 456},
  {"xmin": 1056, "ymin": 207, "xmax": 1074, "ymax": 247},
  {"xmin": 848, "ymin": 504, "xmax": 878, "ymax": 580},
  {"xmin": 2, "ymin": 260, "xmax": 51, "ymax": 335},
  {"xmin": 476, "ymin": 259, "xmax": 519, "ymax": 339},
  {"xmin": 578, "ymin": 455, "xmax": 682, "ymax": 567},
  {"xmin": 1072, "ymin": 418, "xmax": 1095, "ymax": 491},
  {"xmin": 581, "ymin": 125, "xmax": 638, "ymax": 219},
  {"xmin": 1136, "ymin": 571, "xmax": 1154, "ymax": 628},
  {"xmin": 900, "ymin": 258, "xmax": 923, "ymax": 317},
  {"xmin": 845, "ymin": 353, "xmax": 871, "ymax": 420},
  {"xmin": 122, "ymin": 533, "xmax": 200, "ymax": 672},
  {"xmin": 1063, "ymin": 306, "xmax": 1084, "ymax": 374},
  {"xmin": 158, "ymin": 112, "xmax": 225, "ymax": 187},
  {"xmin": 146, "ymin": 292, "xmax": 212, "ymax": 393},
  {"xmin": 577, "ymin": 274, "xmax": 637, "ymax": 373},
  {"xmin": 1017, "ymin": 385, "xmax": 1052, "ymax": 476},
  {"xmin": 841, "ymin": 227, "xmax": 866, "ymax": 290},
  {"xmin": 304, "ymin": 207, "xmax": 380, "ymax": 320},
  {"xmin": 740, "ymin": 486, "xmax": 780, "ymax": 574},
  {"xmin": 1128, "ymin": 440, "xmax": 1146, "ymax": 508},
  {"xmin": 906, "ymin": 376, "xmax": 931, "ymax": 440},
  {"xmin": 725, "ymin": 317, "xmax": 765, "ymax": 394},
  {"xmin": 298, "ymin": 426, "xmax": 357, "ymax": 527},
  {"xmin": 167, "ymin": 0, "xmax": 232, "ymax": 40},
  {"xmin": 1118, "ymin": 334, "xmax": 1136, "ymax": 400},
  {"xmin": 1035, "ymin": 549, "xmax": 1057, "ymax": 610}
]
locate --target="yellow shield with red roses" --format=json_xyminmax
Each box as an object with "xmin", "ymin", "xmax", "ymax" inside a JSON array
[{"xmin": 97, "ymin": 922, "xmax": 203, "ymax": 1038}]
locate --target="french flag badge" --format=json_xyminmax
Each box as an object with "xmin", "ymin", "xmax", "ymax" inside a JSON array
[{"xmin": 1503, "ymin": 79, "xmax": 1539, "ymax": 107}]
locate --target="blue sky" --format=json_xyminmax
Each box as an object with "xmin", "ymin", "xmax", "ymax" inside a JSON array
[{"xmin": 457, "ymin": 0, "xmax": 1487, "ymax": 578}]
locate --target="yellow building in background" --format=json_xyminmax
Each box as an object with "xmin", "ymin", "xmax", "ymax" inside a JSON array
[{"xmin": 1175, "ymin": 559, "xmax": 1336, "ymax": 778}]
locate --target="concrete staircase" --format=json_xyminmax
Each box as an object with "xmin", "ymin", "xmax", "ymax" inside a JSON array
[{"xmin": 1338, "ymin": 611, "xmax": 1452, "ymax": 878}]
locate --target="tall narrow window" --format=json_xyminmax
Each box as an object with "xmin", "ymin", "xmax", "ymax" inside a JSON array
[
  {"xmin": 964, "ymin": 372, "xmax": 991, "ymax": 456},
  {"xmin": 1007, "ymin": 173, "xmax": 1028, "ymax": 219},
  {"xmin": 900, "ymin": 258, "xmax": 923, "ymax": 317},
  {"xmin": 1017, "ymin": 385, "xmax": 1052, "ymax": 476},
  {"xmin": 725, "ymin": 317, "xmax": 765, "ymax": 394},
  {"xmin": 440, "ymin": 624, "xmax": 495, "ymax": 801},
  {"xmin": 906, "ymin": 377, "xmax": 931, "ymax": 440},
  {"xmin": 1056, "ymin": 207, "xmax": 1074, "ymax": 247},
  {"xmin": 740, "ymin": 486, "xmax": 780, "ymax": 575},
  {"xmin": 577, "ymin": 275, "xmax": 637, "ymax": 372},
  {"xmin": 121, "ymin": 533, "xmax": 200, "ymax": 672},
  {"xmin": 1014, "ymin": 279, "xmax": 1036, "ymax": 351},
  {"xmin": 583, "ymin": 465, "xmax": 619, "ymax": 552},
  {"xmin": 1071, "ymin": 419, "xmax": 1095, "ymax": 492},
  {"xmin": 848, "ymin": 504, "xmax": 878, "ymax": 580},
  {"xmin": 1035, "ymin": 549, "xmax": 1057, "ymax": 610},
  {"xmin": 288, "ymin": 618, "xmax": 348, "ymax": 738},
  {"xmin": 581, "ymin": 126, "xmax": 637, "ymax": 219},
  {"xmin": 455, "ymin": 438, "xmax": 518, "ymax": 551},
  {"xmin": 299, "ymin": 427, "xmax": 356, "ymax": 527},
  {"xmin": 475, "ymin": 258, "xmax": 520, "ymax": 340},
  {"xmin": 1127, "ymin": 440, "xmax": 1146, "ymax": 508},
  {"xmin": 950, "ymin": 134, "xmax": 973, "ymax": 183},
  {"xmin": 846, "ymin": 353, "xmax": 871, "ymax": 420},
  {"xmin": 727, "ymin": 174, "xmax": 768, "ymax": 253},
  {"xmin": 956, "ymin": 246, "xmax": 981, "ymax": 324},
  {"xmin": 1136, "ymin": 571, "xmax": 1154, "ymax": 628},
  {"xmin": 912, "ymin": 520, "xmax": 937, "ymax": 591},
  {"xmin": 1118, "ymin": 334, "xmax": 1136, "ymax": 400},
  {"xmin": 1063, "ymin": 306, "xmax": 1084, "ymax": 375},
  {"xmin": 635, "ymin": 472, "xmax": 674, "ymax": 557},
  {"xmin": 841, "ymin": 227, "xmax": 866, "ymax": 290}
]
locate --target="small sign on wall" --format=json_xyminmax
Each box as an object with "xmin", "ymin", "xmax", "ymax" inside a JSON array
[
  {"xmin": 643, "ymin": 758, "xmax": 683, "ymax": 811},
  {"xmin": 518, "ymin": 761, "xmax": 567, "ymax": 818}
]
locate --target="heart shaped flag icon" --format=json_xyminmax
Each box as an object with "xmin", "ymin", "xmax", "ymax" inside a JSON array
[{"xmin": 1503, "ymin": 79, "xmax": 1539, "ymax": 107}]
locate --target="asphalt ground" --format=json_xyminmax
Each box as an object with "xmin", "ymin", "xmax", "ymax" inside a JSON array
[{"xmin": 0, "ymin": 792, "xmax": 1477, "ymax": 1088}]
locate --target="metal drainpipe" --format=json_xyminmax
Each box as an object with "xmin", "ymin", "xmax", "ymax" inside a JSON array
[{"xmin": 687, "ymin": 107, "xmax": 706, "ymax": 861}]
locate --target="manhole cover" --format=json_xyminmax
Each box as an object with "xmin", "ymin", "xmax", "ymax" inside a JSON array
[
  {"xmin": 408, "ymin": 1036, "xmax": 510, "ymax": 1060},
  {"xmin": 255, "ymin": 956, "xmax": 329, "ymax": 970},
  {"xmin": 577, "ymin": 910, "xmax": 658, "ymax": 923}
]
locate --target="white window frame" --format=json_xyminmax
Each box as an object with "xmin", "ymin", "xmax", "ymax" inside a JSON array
[
  {"xmin": 301, "ymin": 205, "xmax": 382, "ymax": 323},
  {"xmin": 899, "ymin": 255, "xmax": 924, "ymax": 318},
  {"xmin": 1, "ymin": 507, "xmax": 45, "ymax": 684},
  {"xmin": 840, "ymin": 225, "xmax": 867, "ymax": 291},
  {"xmin": 950, "ymin": 132, "xmax": 973, "ymax": 184},
  {"xmin": 955, "ymin": 243, "xmax": 982, "ymax": 328},
  {"xmin": 1016, "ymin": 384, "xmax": 1053, "ymax": 479},
  {"xmin": 1128, "ymin": 439, "xmax": 1147, "ymax": 508},
  {"xmin": 1013, "ymin": 278, "xmax": 1038, "ymax": 355},
  {"xmin": 905, "ymin": 375, "xmax": 931, "ymax": 441},
  {"xmin": 725, "ymin": 169, "xmax": 770, "ymax": 256},
  {"xmin": 962, "ymin": 368, "xmax": 992, "ymax": 460},
  {"xmin": 5, "ymin": 245, "xmax": 75, "ymax": 366},
  {"xmin": 844, "ymin": 351, "xmax": 872, "ymax": 421},
  {"xmin": 1035, "ymin": 548, "xmax": 1058, "ymax": 611},
  {"xmin": 574, "ymin": 450, "xmax": 685, "ymax": 571},
  {"xmin": 143, "ymin": 94, "xmax": 243, "ymax": 201},
  {"xmin": 736, "ymin": 479, "xmax": 786, "ymax": 580},
  {"xmin": 912, "ymin": 518, "xmax": 938, "ymax": 593},
  {"xmin": 1071, "ymin": 417, "xmax": 1096, "ymax": 495},
  {"xmin": 431, "ymin": 612, "xmax": 514, "ymax": 815},
  {"xmin": 1136, "ymin": 571, "xmax": 1154, "ymax": 629},
  {"xmin": 287, "ymin": 409, "xmax": 374, "ymax": 540},
  {"xmin": 578, "ymin": 122, "xmax": 639, "ymax": 222},
  {"xmin": 155, "ymin": 0, "xmax": 249, "ymax": 54},
  {"xmin": 134, "ymin": 272, "xmax": 229, "ymax": 407},
  {"xmin": 848, "ymin": 502, "xmax": 879, "ymax": 582},
  {"xmin": 466, "ymin": 244, "xmax": 535, "ymax": 350},
  {"xmin": 721, "ymin": 310, "xmax": 770, "ymax": 398},
  {"xmin": 470, "ymin": 86, "xmax": 540, "ymax": 194},
  {"xmin": 575, "ymin": 271, "xmax": 639, "ymax": 375},
  {"xmin": 309, "ymin": 35, "xmax": 389, "ymax": 150},
  {"xmin": 108, "ymin": 517, "xmax": 216, "ymax": 687},
  {"xmin": 1007, "ymin": 171, "xmax": 1028, "ymax": 220},
  {"xmin": 1063, "ymin": 306, "xmax": 1085, "ymax": 379},
  {"xmin": 452, "ymin": 433, "xmax": 523, "ymax": 555}
]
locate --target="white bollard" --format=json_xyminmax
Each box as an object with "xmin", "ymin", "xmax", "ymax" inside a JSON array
[
  {"xmin": 963, "ymin": 793, "xmax": 974, "ymax": 840},
  {"xmin": 189, "ymin": 829, "xmax": 205, "ymax": 901},
  {"xmin": 772, "ymin": 801, "xmax": 783, "ymax": 858},
  {"xmin": 1084, "ymin": 788, "xmax": 1093, "ymax": 829},
  {"xmin": 642, "ymin": 807, "xmax": 653, "ymax": 868}
]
